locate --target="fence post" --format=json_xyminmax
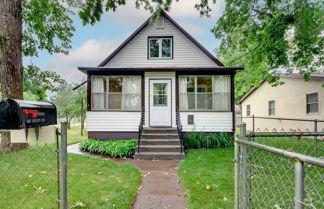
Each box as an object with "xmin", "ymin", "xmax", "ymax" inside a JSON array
[
  {"xmin": 314, "ymin": 119, "xmax": 318, "ymax": 157},
  {"xmin": 60, "ymin": 122, "xmax": 68, "ymax": 209},
  {"xmin": 240, "ymin": 123, "xmax": 248, "ymax": 209},
  {"xmin": 295, "ymin": 159, "xmax": 304, "ymax": 209},
  {"xmin": 252, "ymin": 114, "xmax": 255, "ymax": 133},
  {"xmin": 234, "ymin": 135, "xmax": 239, "ymax": 209}
]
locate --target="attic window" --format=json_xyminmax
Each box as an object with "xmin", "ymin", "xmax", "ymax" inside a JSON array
[{"xmin": 148, "ymin": 37, "xmax": 173, "ymax": 59}]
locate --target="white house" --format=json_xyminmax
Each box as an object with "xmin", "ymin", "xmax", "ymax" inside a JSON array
[{"xmin": 77, "ymin": 10, "xmax": 243, "ymax": 159}]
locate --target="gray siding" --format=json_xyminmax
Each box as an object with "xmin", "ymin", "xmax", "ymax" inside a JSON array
[{"xmin": 104, "ymin": 17, "xmax": 218, "ymax": 68}]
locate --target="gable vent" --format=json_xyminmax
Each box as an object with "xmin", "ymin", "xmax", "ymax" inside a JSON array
[{"xmin": 155, "ymin": 17, "xmax": 164, "ymax": 29}]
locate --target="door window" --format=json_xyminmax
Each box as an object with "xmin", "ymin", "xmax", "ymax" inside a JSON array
[{"xmin": 153, "ymin": 83, "xmax": 167, "ymax": 106}]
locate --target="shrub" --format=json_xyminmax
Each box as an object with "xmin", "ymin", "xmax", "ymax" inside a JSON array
[
  {"xmin": 79, "ymin": 139, "xmax": 137, "ymax": 158},
  {"xmin": 184, "ymin": 132, "xmax": 233, "ymax": 149}
]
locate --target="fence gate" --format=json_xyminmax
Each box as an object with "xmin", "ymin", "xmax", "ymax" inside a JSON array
[
  {"xmin": 0, "ymin": 122, "xmax": 67, "ymax": 209},
  {"xmin": 235, "ymin": 122, "xmax": 324, "ymax": 209}
]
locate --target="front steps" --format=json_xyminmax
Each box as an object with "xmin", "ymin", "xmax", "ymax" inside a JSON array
[{"xmin": 134, "ymin": 128, "xmax": 184, "ymax": 160}]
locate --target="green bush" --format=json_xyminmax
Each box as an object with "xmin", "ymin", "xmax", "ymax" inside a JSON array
[
  {"xmin": 79, "ymin": 139, "xmax": 137, "ymax": 158},
  {"xmin": 184, "ymin": 132, "xmax": 233, "ymax": 149}
]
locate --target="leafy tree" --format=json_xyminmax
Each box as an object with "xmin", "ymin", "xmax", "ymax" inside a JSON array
[
  {"xmin": 23, "ymin": 64, "xmax": 66, "ymax": 101},
  {"xmin": 213, "ymin": 0, "xmax": 323, "ymax": 101},
  {"xmin": 51, "ymin": 84, "xmax": 86, "ymax": 129}
]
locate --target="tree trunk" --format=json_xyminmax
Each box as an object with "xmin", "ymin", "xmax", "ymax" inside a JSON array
[{"xmin": 0, "ymin": 0, "xmax": 27, "ymax": 151}]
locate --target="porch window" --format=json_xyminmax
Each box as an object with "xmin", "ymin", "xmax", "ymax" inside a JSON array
[
  {"xmin": 149, "ymin": 37, "xmax": 172, "ymax": 59},
  {"xmin": 179, "ymin": 75, "xmax": 231, "ymax": 111},
  {"xmin": 91, "ymin": 76, "xmax": 141, "ymax": 110}
]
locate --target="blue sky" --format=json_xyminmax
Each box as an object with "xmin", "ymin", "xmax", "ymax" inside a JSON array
[{"xmin": 24, "ymin": 0, "xmax": 226, "ymax": 84}]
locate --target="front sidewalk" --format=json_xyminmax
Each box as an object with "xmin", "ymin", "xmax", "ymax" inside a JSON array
[{"xmin": 67, "ymin": 144, "xmax": 188, "ymax": 209}]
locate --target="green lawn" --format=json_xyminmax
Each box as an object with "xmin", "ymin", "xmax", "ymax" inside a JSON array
[
  {"xmin": 179, "ymin": 148, "xmax": 234, "ymax": 209},
  {"xmin": 0, "ymin": 128, "xmax": 141, "ymax": 209},
  {"xmin": 178, "ymin": 137, "xmax": 323, "ymax": 209},
  {"xmin": 67, "ymin": 126, "xmax": 88, "ymax": 145}
]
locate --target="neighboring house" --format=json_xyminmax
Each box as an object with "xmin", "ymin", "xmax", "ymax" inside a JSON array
[
  {"xmin": 239, "ymin": 73, "xmax": 324, "ymax": 132},
  {"xmin": 77, "ymin": 10, "xmax": 243, "ymax": 159}
]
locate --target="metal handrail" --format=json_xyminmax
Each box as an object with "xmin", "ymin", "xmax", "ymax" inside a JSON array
[
  {"xmin": 137, "ymin": 107, "xmax": 145, "ymax": 153},
  {"xmin": 176, "ymin": 107, "xmax": 184, "ymax": 153}
]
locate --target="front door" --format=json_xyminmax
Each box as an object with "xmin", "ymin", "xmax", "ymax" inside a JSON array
[{"xmin": 149, "ymin": 79, "xmax": 172, "ymax": 127}]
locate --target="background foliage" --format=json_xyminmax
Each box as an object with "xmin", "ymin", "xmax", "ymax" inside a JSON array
[
  {"xmin": 213, "ymin": 0, "xmax": 323, "ymax": 101},
  {"xmin": 50, "ymin": 84, "xmax": 86, "ymax": 129}
]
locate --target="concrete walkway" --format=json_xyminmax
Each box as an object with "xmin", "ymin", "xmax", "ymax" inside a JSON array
[{"xmin": 67, "ymin": 144, "xmax": 187, "ymax": 209}]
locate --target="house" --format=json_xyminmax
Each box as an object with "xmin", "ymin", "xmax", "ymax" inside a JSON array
[
  {"xmin": 239, "ymin": 73, "xmax": 324, "ymax": 132},
  {"xmin": 78, "ymin": 10, "xmax": 243, "ymax": 159}
]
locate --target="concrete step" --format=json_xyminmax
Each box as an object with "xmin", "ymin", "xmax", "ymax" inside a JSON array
[
  {"xmin": 140, "ymin": 139, "xmax": 181, "ymax": 146},
  {"xmin": 141, "ymin": 133, "xmax": 179, "ymax": 140},
  {"xmin": 134, "ymin": 152, "xmax": 185, "ymax": 160},
  {"xmin": 139, "ymin": 145, "xmax": 181, "ymax": 152},
  {"xmin": 143, "ymin": 128, "xmax": 178, "ymax": 134}
]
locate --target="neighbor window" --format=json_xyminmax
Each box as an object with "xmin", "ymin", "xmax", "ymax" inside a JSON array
[
  {"xmin": 306, "ymin": 93, "xmax": 318, "ymax": 114},
  {"xmin": 179, "ymin": 75, "xmax": 231, "ymax": 111},
  {"xmin": 268, "ymin": 100, "xmax": 275, "ymax": 116},
  {"xmin": 246, "ymin": 105, "xmax": 251, "ymax": 117},
  {"xmin": 149, "ymin": 37, "xmax": 172, "ymax": 59},
  {"xmin": 91, "ymin": 76, "xmax": 141, "ymax": 110}
]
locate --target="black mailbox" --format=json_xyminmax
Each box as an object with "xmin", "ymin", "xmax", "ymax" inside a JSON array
[{"xmin": 0, "ymin": 98, "xmax": 57, "ymax": 130}]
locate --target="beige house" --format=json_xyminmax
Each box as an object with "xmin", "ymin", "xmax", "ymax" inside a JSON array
[{"xmin": 239, "ymin": 74, "xmax": 324, "ymax": 132}]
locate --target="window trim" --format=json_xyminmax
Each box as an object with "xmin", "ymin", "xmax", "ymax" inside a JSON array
[
  {"xmin": 179, "ymin": 75, "xmax": 231, "ymax": 112},
  {"xmin": 91, "ymin": 75, "xmax": 142, "ymax": 111},
  {"xmin": 246, "ymin": 104, "xmax": 251, "ymax": 117},
  {"xmin": 148, "ymin": 36, "xmax": 173, "ymax": 59},
  {"xmin": 268, "ymin": 100, "xmax": 275, "ymax": 116},
  {"xmin": 306, "ymin": 92, "xmax": 319, "ymax": 114}
]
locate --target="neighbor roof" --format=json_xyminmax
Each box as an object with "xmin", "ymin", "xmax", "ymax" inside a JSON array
[
  {"xmin": 97, "ymin": 10, "xmax": 224, "ymax": 67},
  {"xmin": 238, "ymin": 73, "xmax": 324, "ymax": 104}
]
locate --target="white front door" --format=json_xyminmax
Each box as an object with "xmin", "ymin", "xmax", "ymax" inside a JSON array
[{"xmin": 149, "ymin": 79, "xmax": 172, "ymax": 127}]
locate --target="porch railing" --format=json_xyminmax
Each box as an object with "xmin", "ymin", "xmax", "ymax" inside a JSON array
[
  {"xmin": 137, "ymin": 107, "xmax": 145, "ymax": 153},
  {"xmin": 176, "ymin": 107, "xmax": 184, "ymax": 153}
]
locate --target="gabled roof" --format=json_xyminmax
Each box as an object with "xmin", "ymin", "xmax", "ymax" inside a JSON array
[
  {"xmin": 238, "ymin": 73, "xmax": 324, "ymax": 104},
  {"xmin": 97, "ymin": 10, "xmax": 224, "ymax": 67}
]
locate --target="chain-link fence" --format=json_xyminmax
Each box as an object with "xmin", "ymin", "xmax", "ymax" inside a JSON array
[
  {"xmin": 0, "ymin": 123, "xmax": 67, "ymax": 209},
  {"xmin": 235, "ymin": 121, "xmax": 324, "ymax": 209},
  {"xmin": 242, "ymin": 116, "xmax": 324, "ymax": 133}
]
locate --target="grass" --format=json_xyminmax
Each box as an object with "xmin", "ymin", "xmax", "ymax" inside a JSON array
[
  {"xmin": 179, "ymin": 148, "xmax": 234, "ymax": 209},
  {"xmin": 179, "ymin": 137, "xmax": 323, "ymax": 209},
  {"xmin": 0, "ymin": 127, "xmax": 141, "ymax": 208},
  {"xmin": 67, "ymin": 126, "xmax": 88, "ymax": 145}
]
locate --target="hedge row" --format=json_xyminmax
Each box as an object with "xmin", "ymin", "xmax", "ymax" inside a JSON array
[
  {"xmin": 184, "ymin": 132, "xmax": 233, "ymax": 149},
  {"xmin": 79, "ymin": 139, "xmax": 137, "ymax": 158}
]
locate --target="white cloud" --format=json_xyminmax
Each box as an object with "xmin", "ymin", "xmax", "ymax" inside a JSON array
[
  {"xmin": 46, "ymin": 38, "xmax": 120, "ymax": 83},
  {"xmin": 108, "ymin": 0, "xmax": 226, "ymax": 25}
]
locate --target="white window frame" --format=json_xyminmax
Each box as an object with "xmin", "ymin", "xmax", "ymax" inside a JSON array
[
  {"xmin": 179, "ymin": 75, "xmax": 231, "ymax": 111},
  {"xmin": 148, "ymin": 37, "xmax": 173, "ymax": 59},
  {"xmin": 91, "ymin": 76, "xmax": 141, "ymax": 111},
  {"xmin": 306, "ymin": 92, "xmax": 319, "ymax": 114}
]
